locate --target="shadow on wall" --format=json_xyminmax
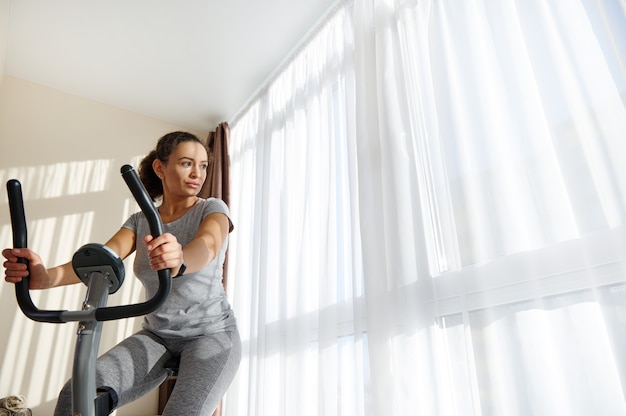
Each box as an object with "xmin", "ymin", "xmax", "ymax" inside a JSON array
[{"xmin": 0, "ymin": 159, "xmax": 149, "ymax": 415}]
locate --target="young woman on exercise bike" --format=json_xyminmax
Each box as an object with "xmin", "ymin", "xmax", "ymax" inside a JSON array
[{"xmin": 3, "ymin": 131, "xmax": 241, "ymax": 416}]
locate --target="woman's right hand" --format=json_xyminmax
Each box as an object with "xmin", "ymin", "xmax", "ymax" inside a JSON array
[{"xmin": 2, "ymin": 248, "xmax": 51, "ymax": 289}]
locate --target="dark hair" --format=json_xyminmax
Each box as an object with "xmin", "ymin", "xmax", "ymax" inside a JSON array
[{"xmin": 139, "ymin": 131, "xmax": 204, "ymax": 201}]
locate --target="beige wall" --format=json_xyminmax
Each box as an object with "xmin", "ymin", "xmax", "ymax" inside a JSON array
[
  {"xmin": 0, "ymin": 0, "xmax": 8, "ymax": 86},
  {"xmin": 0, "ymin": 76, "xmax": 205, "ymax": 415}
]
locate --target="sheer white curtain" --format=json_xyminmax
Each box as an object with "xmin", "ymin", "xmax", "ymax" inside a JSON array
[
  {"xmin": 226, "ymin": 4, "xmax": 365, "ymax": 415},
  {"xmin": 227, "ymin": 0, "xmax": 626, "ymax": 415}
]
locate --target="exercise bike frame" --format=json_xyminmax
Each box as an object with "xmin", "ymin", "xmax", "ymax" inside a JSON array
[{"xmin": 6, "ymin": 165, "xmax": 171, "ymax": 416}]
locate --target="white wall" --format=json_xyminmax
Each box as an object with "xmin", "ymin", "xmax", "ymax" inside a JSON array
[{"xmin": 0, "ymin": 76, "xmax": 205, "ymax": 415}]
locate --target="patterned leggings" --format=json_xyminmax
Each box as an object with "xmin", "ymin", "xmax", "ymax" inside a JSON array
[{"xmin": 53, "ymin": 328, "xmax": 241, "ymax": 416}]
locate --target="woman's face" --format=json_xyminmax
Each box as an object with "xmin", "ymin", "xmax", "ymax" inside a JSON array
[{"xmin": 157, "ymin": 141, "xmax": 209, "ymax": 198}]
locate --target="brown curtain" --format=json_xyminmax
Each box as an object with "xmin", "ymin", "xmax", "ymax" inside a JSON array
[
  {"xmin": 198, "ymin": 121, "xmax": 232, "ymax": 290},
  {"xmin": 199, "ymin": 121, "xmax": 231, "ymax": 207},
  {"xmin": 197, "ymin": 121, "xmax": 231, "ymax": 416}
]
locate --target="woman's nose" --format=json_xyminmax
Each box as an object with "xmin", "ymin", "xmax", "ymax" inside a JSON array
[{"xmin": 190, "ymin": 163, "xmax": 203, "ymax": 178}]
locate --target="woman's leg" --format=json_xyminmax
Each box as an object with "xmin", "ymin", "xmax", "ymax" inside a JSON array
[
  {"xmin": 54, "ymin": 329, "xmax": 171, "ymax": 416},
  {"xmin": 163, "ymin": 329, "xmax": 241, "ymax": 416}
]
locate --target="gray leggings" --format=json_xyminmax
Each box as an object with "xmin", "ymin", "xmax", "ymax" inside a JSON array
[{"xmin": 53, "ymin": 328, "xmax": 241, "ymax": 416}]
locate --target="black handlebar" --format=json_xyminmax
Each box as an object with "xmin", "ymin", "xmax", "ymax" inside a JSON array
[
  {"xmin": 6, "ymin": 164, "xmax": 171, "ymax": 323},
  {"xmin": 95, "ymin": 165, "xmax": 171, "ymax": 321},
  {"xmin": 7, "ymin": 179, "xmax": 65, "ymax": 323}
]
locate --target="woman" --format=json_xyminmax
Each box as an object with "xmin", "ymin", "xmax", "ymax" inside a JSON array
[{"xmin": 3, "ymin": 131, "xmax": 241, "ymax": 415}]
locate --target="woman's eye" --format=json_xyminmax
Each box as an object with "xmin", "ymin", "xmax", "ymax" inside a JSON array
[
  {"xmin": 201, "ymin": 164, "xmax": 208, "ymax": 170},
  {"xmin": 182, "ymin": 161, "xmax": 192, "ymax": 167}
]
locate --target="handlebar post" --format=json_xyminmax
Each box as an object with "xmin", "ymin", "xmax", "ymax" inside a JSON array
[{"xmin": 72, "ymin": 272, "xmax": 111, "ymax": 416}]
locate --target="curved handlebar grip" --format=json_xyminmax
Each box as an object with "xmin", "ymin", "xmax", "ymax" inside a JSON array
[
  {"xmin": 120, "ymin": 164, "xmax": 163, "ymax": 237},
  {"xmin": 93, "ymin": 165, "xmax": 171, "ymax": 321},
  {"xmin": 7, "ymin": 180, "xmax": 65, "ymax": 323}
]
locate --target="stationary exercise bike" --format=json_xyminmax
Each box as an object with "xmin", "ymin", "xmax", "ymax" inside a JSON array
[{"xmin": 6, "ymin": 165, "xmax": 172, "ymax": 416}]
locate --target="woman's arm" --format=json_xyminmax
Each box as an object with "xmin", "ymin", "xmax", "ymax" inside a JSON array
[
  {"xmin": 104, "ymin": 227, "xmax": 137, "ymax": 261},
  {"xmin": 3, "ymin": 227, "xmax": 138, "ymax": 290},
  {"xmin": 180, "ymin": 212, "xmax": 230, "ymax": 276}
]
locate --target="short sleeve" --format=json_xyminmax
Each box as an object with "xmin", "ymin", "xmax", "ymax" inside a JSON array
[
  {"xmin": 121, "ymin": 211, "xmax": 141, "ymax": 233},
  {"xmin": 203, "ymin": 198, "xmax": 234, "ymax": 232}
]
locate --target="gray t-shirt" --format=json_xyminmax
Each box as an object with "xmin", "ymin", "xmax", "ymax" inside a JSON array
[{"xmin": 121, "ymin": 198, "xmax": 237, "ymax": 338}]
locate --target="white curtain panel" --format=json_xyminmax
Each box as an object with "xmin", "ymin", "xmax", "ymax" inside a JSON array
[{"xmin": 227, "ymin": 0, "xmax": 626, "ymax": 415}]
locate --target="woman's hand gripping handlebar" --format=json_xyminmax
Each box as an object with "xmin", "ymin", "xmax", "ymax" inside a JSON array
[{"xmin": 6, "ymin": 165, "xmax": 172, "ymax": 323}]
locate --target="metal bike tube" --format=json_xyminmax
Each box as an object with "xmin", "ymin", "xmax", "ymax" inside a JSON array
[{"xmin": 72, "ymin": 272, "xmax": 112, "ymax": 416}]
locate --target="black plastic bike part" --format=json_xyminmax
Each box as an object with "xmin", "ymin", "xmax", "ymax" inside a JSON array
[
  {"xmin": 6, "ymin": 164, "xmax": 172, "ymax": 323},
  {"xmin": 95, "ymin": 387, "xmax": 117, "ymax": 415},
  {"xmin": 72, "ymin": 243, "xmax": 125, "ymax": 294},
  {"xmin": 6, "ymin": 179, "xmax": 65, "ymax": 323},
  {"xmin": 94, "ymin": 392, "xmax": 112, "ymax": 416}
]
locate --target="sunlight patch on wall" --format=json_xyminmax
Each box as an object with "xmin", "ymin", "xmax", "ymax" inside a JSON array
[
  {"xmin": 67, "ymin": 159, "xmax": 111, "ymax": 195},
  {"xmin": 0, "ymin": 159, "xmax": 113, "ymax": 200},
  {"xmin": 1, "ymin": 313, "xmax": 37, "ymax": 396}
]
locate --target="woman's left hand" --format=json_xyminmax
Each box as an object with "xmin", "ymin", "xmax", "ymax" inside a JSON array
[{"xmin": 144, "ymin": 233, "xmax": 183, "ymax": 271}]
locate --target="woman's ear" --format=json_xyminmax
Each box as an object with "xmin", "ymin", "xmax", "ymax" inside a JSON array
[{"xmin": 152, "ymin": 159, "xmax": 164, "ymax": 179}]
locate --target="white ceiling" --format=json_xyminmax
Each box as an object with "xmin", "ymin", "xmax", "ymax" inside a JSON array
[{"xmin": 5, "ymin": 0, "xmax": 336, "ymax": 131}]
